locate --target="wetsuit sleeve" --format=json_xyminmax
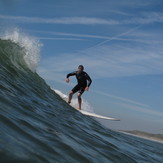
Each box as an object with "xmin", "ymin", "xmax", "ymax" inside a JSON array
[
  {"xmin": 85, "ymin": 73, "xmax": 92, "ymax": 87},
  {"xmin": 66, "ymin": 71, "xmax": 76, "ymax": 78}
]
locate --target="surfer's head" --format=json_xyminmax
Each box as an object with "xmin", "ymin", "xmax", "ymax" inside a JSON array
[{"xmin": 78, "ymin": 65, "xmax": 84, "ymax": 73}]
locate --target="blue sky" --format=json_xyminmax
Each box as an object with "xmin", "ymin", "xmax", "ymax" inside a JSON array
[{"xmin": 0, "ymin": 0, "xmax": 163, "ymax": 134}]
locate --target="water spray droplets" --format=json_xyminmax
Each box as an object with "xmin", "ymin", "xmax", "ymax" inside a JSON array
[{"xmin": 2, "ymin": 28, "xmax": 42, "ymax": 72}]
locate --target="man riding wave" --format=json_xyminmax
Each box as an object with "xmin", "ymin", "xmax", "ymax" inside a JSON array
[{"xmin": 66, "ymin": 65, "xmax": 92, "ymax": 110}]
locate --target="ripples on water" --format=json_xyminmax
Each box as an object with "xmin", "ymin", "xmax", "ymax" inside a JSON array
[{"xmin": 0, "ymin": 38, "xmax": 163, "ymax": 163}]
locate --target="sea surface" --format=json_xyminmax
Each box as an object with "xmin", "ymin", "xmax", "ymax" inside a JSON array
[{"xmin": 0, "ymin": 31, "xmax": 163, "ymax": 163}]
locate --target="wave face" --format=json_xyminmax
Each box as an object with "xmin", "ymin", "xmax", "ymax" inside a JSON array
[{"xmin": 0, "ymin": 34, "xmax": 163, "ymax": 163}]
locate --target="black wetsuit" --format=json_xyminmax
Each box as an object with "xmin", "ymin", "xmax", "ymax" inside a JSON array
[{"xmin": 67, "ymin": 71, "xmax": 92, "ymax": 95}]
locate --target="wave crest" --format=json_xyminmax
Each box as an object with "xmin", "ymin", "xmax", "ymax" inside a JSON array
[{"xmin": 1, "ymin": 28, "xmax": 41, "ymax": 72}]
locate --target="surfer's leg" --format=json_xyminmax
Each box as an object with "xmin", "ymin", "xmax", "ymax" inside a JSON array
[
  {"xmin": 68, "ymin": 91, "xmax": 73, "ymax": 104},
  {"xmin": 68, "ymin": 85, "xmax": 79, "ymax": 103},
  {"xmin": 77, "ymin": 87, "xmax": 85, "ymax": 110},
  {"xmin": 77, "ymin": 93, "xmax": 82, "ymax": 110}
]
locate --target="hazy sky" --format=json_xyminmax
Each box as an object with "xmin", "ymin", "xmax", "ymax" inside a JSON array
[{"xmin": 0, "ymin": 0, "xmax": 163, "ymax": 134}]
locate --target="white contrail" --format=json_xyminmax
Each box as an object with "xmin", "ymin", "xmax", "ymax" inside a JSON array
[
  {"xmin": 0, "ymin": 15, "xmax": 119, "ymax": 25},
  {"xmin": 85, "ymin": 25, "xmax": 142, "ymax": 50}
]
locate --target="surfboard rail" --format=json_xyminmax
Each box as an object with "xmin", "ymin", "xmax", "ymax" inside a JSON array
[{"xmin": 80, "ymin": 110, "xmax": 120, "ymax": 121}]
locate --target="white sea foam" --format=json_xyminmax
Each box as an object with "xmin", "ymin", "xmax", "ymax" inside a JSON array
[
  {"xmin": 2, "ymin": 28, "xmax": 42, "ymax": 72},
  {"xmin": 54, "ymin": 89, "xmax": 94, "ymax": 113}
]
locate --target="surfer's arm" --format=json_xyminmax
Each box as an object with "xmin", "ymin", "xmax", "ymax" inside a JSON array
[
  {"xmin": 66, "ymin": 71, "xmax": 76, "ymax": 78},
  {"xmin": 66, "ymin": 71, "xmax": 76, "ymax": 83},
  {"xmin": 85, "ymin": 73, "xmax": 92, "ymax": 87}
]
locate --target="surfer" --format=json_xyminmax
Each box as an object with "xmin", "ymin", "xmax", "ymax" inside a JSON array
[{"xmin": 66, "ymin": 65, "xmax": 92, "ymax": 110}]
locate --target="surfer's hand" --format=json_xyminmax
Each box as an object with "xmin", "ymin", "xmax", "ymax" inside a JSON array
[
  {"xmin": 85, "ymin": 86, "xmax": 89, "ymax": 91},
  {"xmin": 66, "ymin": 78, "xmax": 69, "ymax": 83}
]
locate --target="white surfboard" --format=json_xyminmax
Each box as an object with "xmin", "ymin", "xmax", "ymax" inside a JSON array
[{"xmin": 79, "ymin": 110, "xmax": 120, "ymax": 121}]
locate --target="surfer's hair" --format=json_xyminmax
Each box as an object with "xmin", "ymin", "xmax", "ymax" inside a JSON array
[{"xmin": 78, "ymin": 65, "xmax": 84, "ymax": 70}]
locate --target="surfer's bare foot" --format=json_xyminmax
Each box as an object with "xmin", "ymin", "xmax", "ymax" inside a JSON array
[
  {"xmin": 78, "ymin": 107, "xmax": 81, "ymax": 110},
  {"xmin": 68, "ymin": 101, "xmax": 71, "ymax": 104}
]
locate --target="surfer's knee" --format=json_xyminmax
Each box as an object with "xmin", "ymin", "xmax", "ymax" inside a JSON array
[
  {"xmin": 77, "ymin": 93, "xmax": 81, "ymax": 98},
  {"xmin": 69, "ymin": 91, "xmax": 73, "ymax": 95}
]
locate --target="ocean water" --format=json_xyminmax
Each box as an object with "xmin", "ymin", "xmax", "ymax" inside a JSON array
[{"xmin": 0, "ymin": 30, "xmax": 163, "ymax": 163}]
